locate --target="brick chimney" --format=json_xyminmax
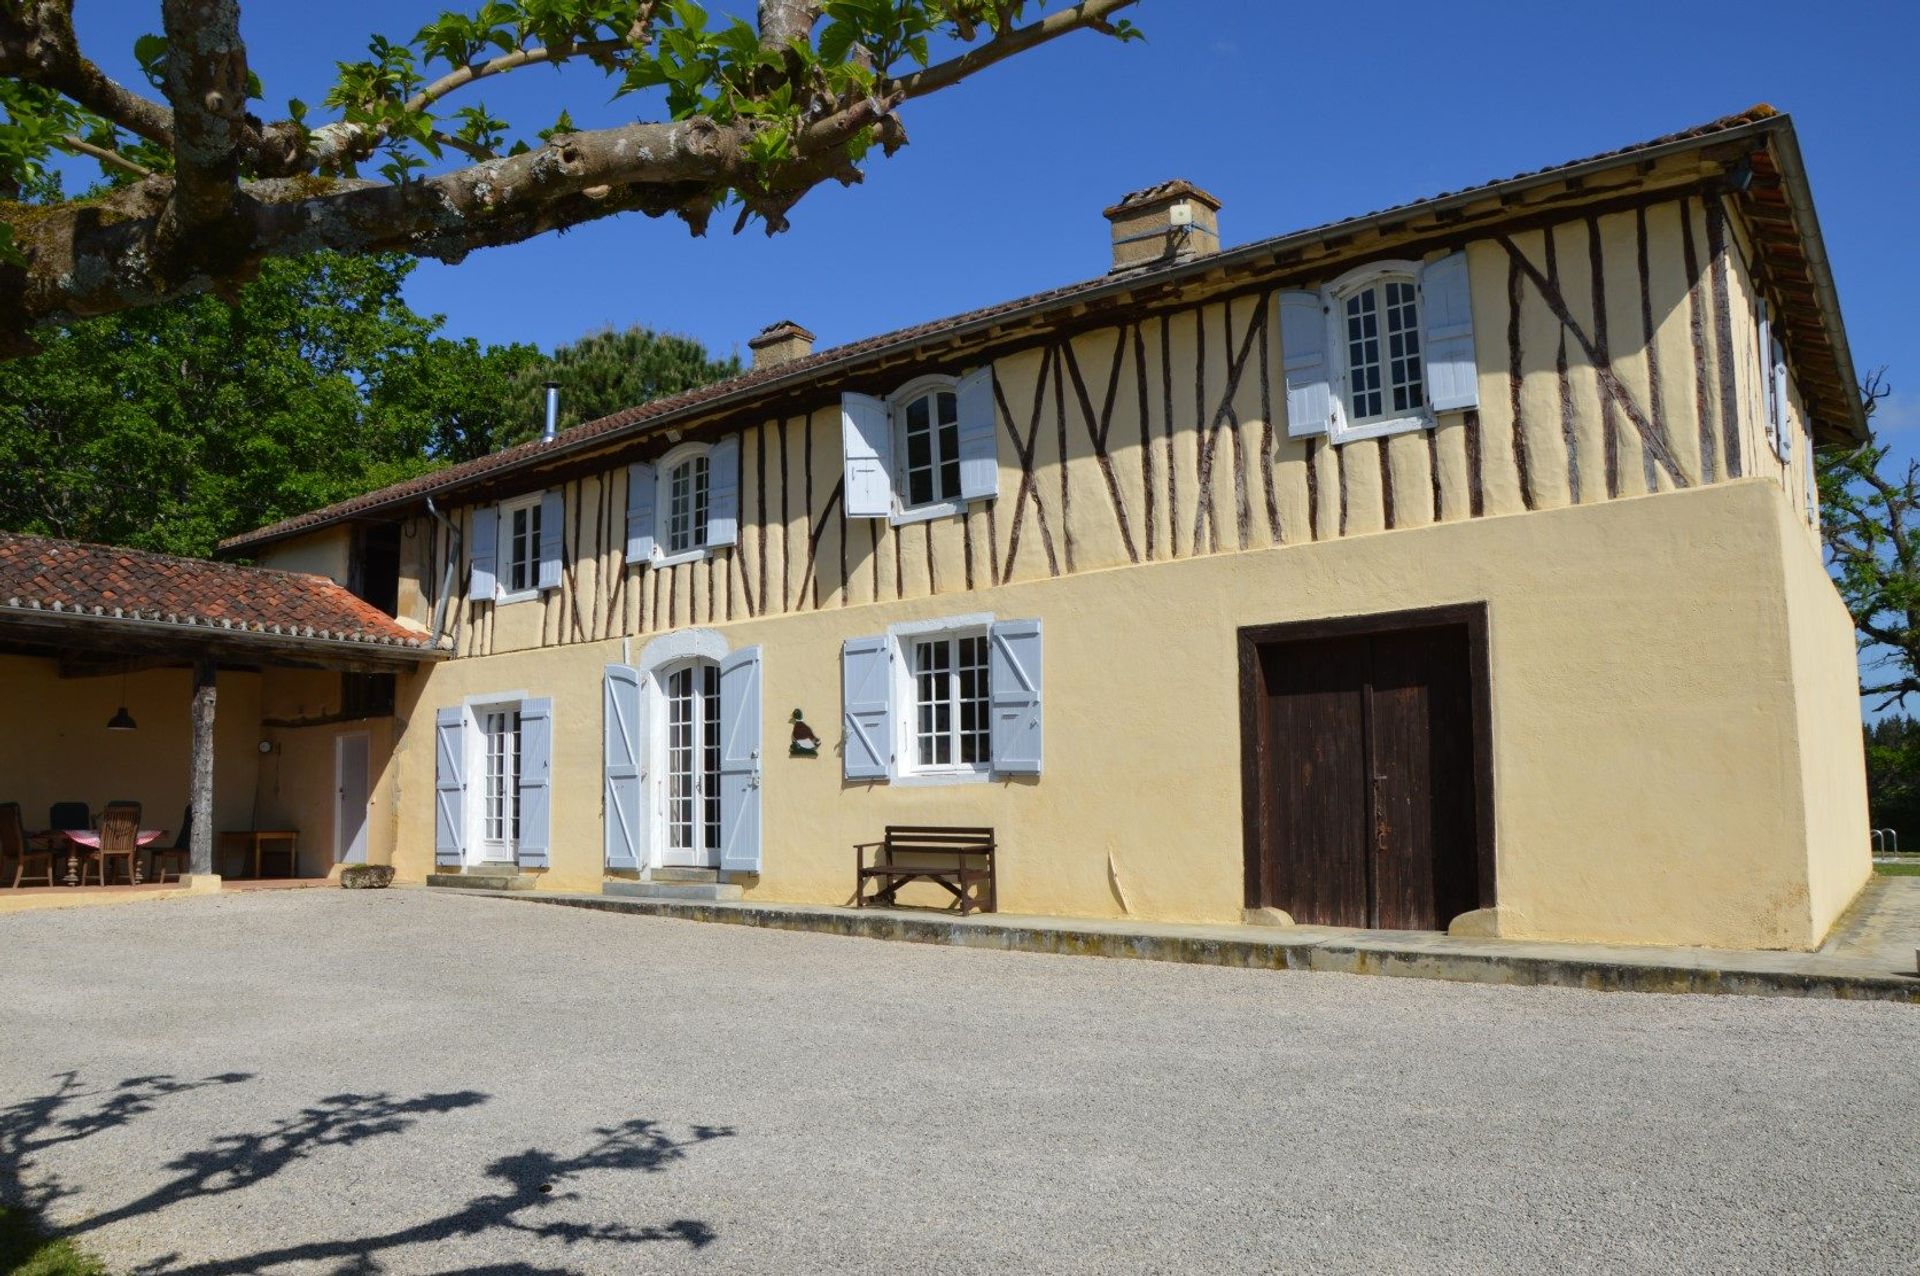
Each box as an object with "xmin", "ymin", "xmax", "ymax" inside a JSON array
[
  {"xmin": 748, "ymin": 319, "xmax": 816, "ymax": 369},
  {"xmin": 1103, "ymin": 180, "xmax": 1222, "ymax": 273}
]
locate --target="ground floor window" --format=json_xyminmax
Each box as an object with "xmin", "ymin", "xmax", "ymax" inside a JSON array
[
  {"xmin": 665, "ymin": 662, "xmax": 722, "ymax": 861},
  {"xmin": 912, "ymin": 633, "xmax": 990, "ymax": 772},
  {"xmin": 481, "ymin": 707, "xmax": 522, "ymax": 855}
]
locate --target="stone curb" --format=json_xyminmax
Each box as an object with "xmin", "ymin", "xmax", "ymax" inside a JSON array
[{"xmin": 434, "ymin": 889, "xmax": 1920, "ymax": 1004}]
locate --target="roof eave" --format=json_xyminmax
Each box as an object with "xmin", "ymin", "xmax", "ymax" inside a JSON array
[{"xmin": 0, "ymin": 602, "xmax": 448, "ymax": 667}]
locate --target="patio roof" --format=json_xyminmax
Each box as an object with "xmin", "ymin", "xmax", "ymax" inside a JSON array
[{"xmin": 0, "ymin": 531, "xmax": 444, "ymax": 670}]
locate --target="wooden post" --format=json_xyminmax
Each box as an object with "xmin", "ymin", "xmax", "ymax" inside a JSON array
[{"xmin": 189, "ymin": 658, "xmax": 216, "ymax": 877}]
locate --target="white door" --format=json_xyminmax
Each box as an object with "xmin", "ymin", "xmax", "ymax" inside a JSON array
[
  {"xmin": 660, "ymin": 662, "xmax": 721, "ymax": 868},
  {"xmin": 335, "ymin": 732, "xmax": 370, "ymax": 865}
]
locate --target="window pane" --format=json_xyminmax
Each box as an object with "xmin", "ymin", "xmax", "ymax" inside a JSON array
[
  {"xmin": 668, "ymin": 667, "xmax": 693, "ymax": 851},
  {"xmin": 936, "ymin": 392, "xmax": 961, "ymax": 501},
  {"xmin": 1345, "ymin": 288, "xmax": 1387, "ymax": 421},
  {"xmin": 702, "ymin": 663, "xmax": 721, "ymax": 852},
  {"xmin": 1385, "ymin": 279, "xmax": 1424, "ymax": 413},
  {"xmin": 915, "ymin": 640, "xmax": 952, "ymax": 768},
  {"xmin": 957, "ymin": 635, "xmax": 991, "ymax": 764},
  {"xmin": 690, "ymin": 455, "xmax": 709, "ymax": 550},
  {"xmin": 905, "ymin": 395, "xmax": 934, "ymax": 507}
]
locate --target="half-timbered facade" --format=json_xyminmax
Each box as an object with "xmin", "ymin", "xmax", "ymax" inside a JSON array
[{"xmin": 220, "ymin": 107, "xmax": 1872, "ymax": 950}]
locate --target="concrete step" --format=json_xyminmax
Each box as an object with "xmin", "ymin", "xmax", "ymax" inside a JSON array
[
  {"xmin": 649, "ymin": 867, "xmax": 721, "ymax": 883},
  {"xmin": 604, "ymin": 879, "xmax": 744, "ymax": 902},
  {"xmin": 428, "ymin": 872, "xmax": 538, "ymax": 891}
]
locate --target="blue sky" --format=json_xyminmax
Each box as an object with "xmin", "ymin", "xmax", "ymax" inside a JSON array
[{"xmin": 60, "ymin": 0, "xmax": 1918, "ymax": 436}]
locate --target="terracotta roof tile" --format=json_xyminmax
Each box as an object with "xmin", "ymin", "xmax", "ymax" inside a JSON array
[
  {"xmin": 221, "ymin": 105, "xmax": 1793, "ymax": 554},
  {"xmin": 0, "ymin": 532, "xmax": 436, "ymax": 653}
]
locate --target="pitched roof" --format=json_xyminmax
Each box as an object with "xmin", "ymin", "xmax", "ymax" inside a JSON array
[
  {"xmin": 221, "ymin": 105, "xmax": 1860, "ymax": 555},
  {"xmin": 0, "ymin": 532, "xmax": 438, "ymax": 656}
]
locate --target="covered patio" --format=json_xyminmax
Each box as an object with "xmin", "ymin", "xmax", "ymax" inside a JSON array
[{"xmin": 0, "ymin": 532, "xmax": 444, "ymax": 894}]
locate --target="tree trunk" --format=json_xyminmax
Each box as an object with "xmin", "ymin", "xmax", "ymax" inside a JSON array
[{"xmin": 189, "ymin": 658, "xmax": 216, "ymax": 876}]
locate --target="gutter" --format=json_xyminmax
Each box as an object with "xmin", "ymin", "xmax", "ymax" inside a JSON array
[
  {"xmin": 224, "ymin": 114, "xmax": 1802, "ymax": 553},
  {"xmin": 424, "ymin": 495, "xmax": 460, "ymax": 648}
]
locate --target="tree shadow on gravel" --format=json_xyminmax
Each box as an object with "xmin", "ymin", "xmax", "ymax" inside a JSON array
[{"xmin": 2, "ymin": 1072, "xmax": 729, "ymax": 1275}]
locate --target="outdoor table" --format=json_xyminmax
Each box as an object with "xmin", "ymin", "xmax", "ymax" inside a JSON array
[
  {"xmin": 218, "ymin": 829, "xmax": 299, "ymax": 879},
  {"xmin": 38, "ymin": 828, "xmax": 169, "ymax": 886}
]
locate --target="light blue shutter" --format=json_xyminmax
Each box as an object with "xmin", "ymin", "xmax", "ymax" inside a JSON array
[
  {"xmin": 718, "ymin": 646, "xmax": 763, "ymax": 873},
  {"xmin": 537, "ymin": 490, "xmax": 564, "ymax": 591},
  {"xmin": 1421, "ymin": 251, "xmax": 1480, "ymax": 412},
  {"xmin": 842, "ymin": 635, "xmax": 891, "ymax": 780},
  {"xmin": 626, "ymin": 462, "xmax": 657, "ymax": 565},
  {"xmin": 434, "ymin": 707, "xmax": 465, "ymax": 866},
  {"xmin": 516, "ymin": 697, "xmax": 552, "ymax": 868},
  {"xmin": 988, "ymin": 619, "xmax": 1043, "ymax": 775},
  {"xmin": 469, "ymin": 505, "xmax": 497, "ymax": 601},
  {"xmin": 604, "ymin": 665, "xmax": 645, "ymax": 872},
  {"xmin": 955, "ymin": 366, "xmax": 999, "ymax": 502},
  {"xmin": 707, "ymin": 436, "xmax": 741, "ymax": 547},
  {"xmin": 1771, "ymin": 336, "xmax": 1792, "ymax": 461},
  {"xmin": 842, "ymin": 392, "xmax": 895, "ymax": 518},
  {"xmin": 1279, "ymin": 291, "xmax": 1334, "ymax": 438},
  {"xmin": 1756, "ymin": 302, "xmax": 1777, "ymax": 457}
]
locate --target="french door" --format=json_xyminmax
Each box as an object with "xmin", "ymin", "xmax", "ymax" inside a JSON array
[{"xmin": 662, "ymin": 662, "xmax": 722, "ymax": 867}]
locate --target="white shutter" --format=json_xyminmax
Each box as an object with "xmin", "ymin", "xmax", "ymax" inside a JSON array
[
  {"xmin": 842, "ymin": 392, "xmax": 895, "ymax": 518},
  {"xmin": 537, "ymin": 491, "xmax": 564, "ymax": 591},
  {"xmin": 468, "ymin": 505, "xmax": 497, "ymax": 601},
  {"xmin": 626, "ymin": 462, "xmax": 657, "ymax": 565},
  {"xmin": 1279, "ymin": 291, "xmax": 1334, "ymax": 438},
  {"xmin": 988, "ymin": 619, "xmax": 1043, "ymax": 775},
  {"xmin": 955, "ymin": 366, "xmax": 1000, "ymax": 502},
  {"xmin": 718, "ymin": 646, "xmax": 763, "ymax": 873},
  {"xmin": 1421, "ymin": 251, "xmax": 1480, "ymax": 412},
  {"xmin": 841, "ymin": 635, "xmax": 891, "ymax": 780},
  {"xmin": 707, "ymin": 436, "xmax": 741, "ymax": 546},
  {"xmin": 604, "ymin": 665, "xmax": 645, "ymax": 872},
  {"xmin": 433, "ymin": 707, "xmax": 466, "ymax": 866},
  {"xmin": 1757, "ymin": 303, "xmax": 1779, "ymax": 458},
  {"xmin": 516, "ymin": 697, "xmax": 552, "ymax": 867}
]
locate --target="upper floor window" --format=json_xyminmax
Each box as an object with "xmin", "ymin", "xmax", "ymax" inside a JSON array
[
  {"xmin": 1279, "ymin": 252, "xmax": 1478, "ymax": 446},
  {"xmin": 625, "ymin": 439, "xmax": 740, "ymax": 569},
  {"xmin": 901, "ymin": 386, "xmax": 963, "ymax": 510},
  {"xmin": 665, "ymin": 451, "xmax": 711, "ymax": 556},
  {"xmin": 502, "ymin": 495, "xmax": 543, "ymax": 597},
  {"xmin": 840, "ymin": 367, "xmax": 999, "ymax": 525}
]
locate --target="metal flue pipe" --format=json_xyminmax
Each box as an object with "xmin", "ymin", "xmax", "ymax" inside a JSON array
[{"xmin": 543, "ymin": 381, "xmax": 560, "ymax": 442}]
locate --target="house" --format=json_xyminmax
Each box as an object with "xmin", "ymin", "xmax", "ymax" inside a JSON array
[{"xmin": 31, "ymin": 105, "xmax": 1867, "ymax": 949}]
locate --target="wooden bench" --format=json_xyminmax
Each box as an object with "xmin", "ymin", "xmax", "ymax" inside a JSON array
[{"xmin": 855, "ymin": 825, "xmax": 996, "ymax": 915}]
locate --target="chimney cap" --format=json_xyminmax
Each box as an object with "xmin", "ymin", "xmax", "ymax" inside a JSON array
[
  {"xmin": 1103, "ymin": 179, "xmax": 1222, "ymax": 220},
  {"xmin": 749, "ymin": 319, "xmax": 816, "ymax": 349}
]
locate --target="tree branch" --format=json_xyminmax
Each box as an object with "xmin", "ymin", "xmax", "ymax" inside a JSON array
[
  {"xmin": 57, "ymin": 134, "xmax": 154, "ymax": 179},
  {"xmin": 0, "ymin": 0, "xmax": 176, "ymax": 147},
  {"xmin": 157, "ymin": 0, "xmax": 249, "ymax": 241},
  {"xmin": 892, "ymin": 0, "xmax": 1139, "ymax": 101}
]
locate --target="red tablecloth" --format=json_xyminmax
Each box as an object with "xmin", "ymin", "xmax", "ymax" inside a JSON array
[{"xmin": 57, "ymin": 829, "xmax": 168, "ymax": 849}]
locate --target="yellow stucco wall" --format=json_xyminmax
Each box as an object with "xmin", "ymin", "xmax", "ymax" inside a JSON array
[
  {"xmin": 250, "ymin": 524, "xmax": 352, "ymax": 586},
  {"xmin": 0, "ymin": 657, "xmax": 262, "ymax": 843},
  {"xmin": 383, "ymin": 479, "xmax": 1860, "ymax": 950}
]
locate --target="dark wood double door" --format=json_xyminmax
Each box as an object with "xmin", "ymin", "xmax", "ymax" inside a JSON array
[{"xmin": 1241, "ymin": 608, "xmax": 1489, "ymax": 931}]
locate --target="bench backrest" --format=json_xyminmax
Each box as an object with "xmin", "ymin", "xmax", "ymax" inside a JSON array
[{"xmin": 883, "ymin": 825, "xmax": 994, "ymax": 858}]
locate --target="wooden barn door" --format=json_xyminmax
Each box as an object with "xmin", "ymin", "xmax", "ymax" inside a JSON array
[{"xmin": 1243, "ymin": 612, "xmax": 1486, "ymax": 931}]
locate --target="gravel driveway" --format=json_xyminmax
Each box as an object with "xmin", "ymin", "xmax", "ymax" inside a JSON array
[{"xmin": 1, "ymin": 889, "xmax": 1914, "ymax": 1275}]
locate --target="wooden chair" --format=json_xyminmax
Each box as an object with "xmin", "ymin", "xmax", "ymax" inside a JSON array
[
  {"xmin": 3, "ymin": 802, "xmax": 55, "ymax": 888},
  {"xmin": 148, "ymin": 807, "xmax": 191, "ymax": 885},
  {"xmin": 83, "ymin": 801, "xmax": 141, "ymax": 886}
]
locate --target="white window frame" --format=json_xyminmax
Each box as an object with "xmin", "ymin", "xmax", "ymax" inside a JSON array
[
  {"xmin": 654, "ymin": 442, "xmax": 714, "ymax": 568},
  {"xmin": 497, "ymin": 494, "xmax": 544, "ymax": 604},
  {"xmin": 657, "ymin": 657, "xmax": 723, "ymax": 866},
  {"xmin": 462, "ymin": 693, "xmax": 530, "ymax": 864},
  {"xmin": 889, "ymin": 374, "xmax": 967, "ymax": 526},
  {"xmin": 886, "ymin": 613, "xmax": 995, "ymax": 786},
  {"xmin": 1326, "ymin": 259, "xmax": 1433, "ymax": 445}
]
